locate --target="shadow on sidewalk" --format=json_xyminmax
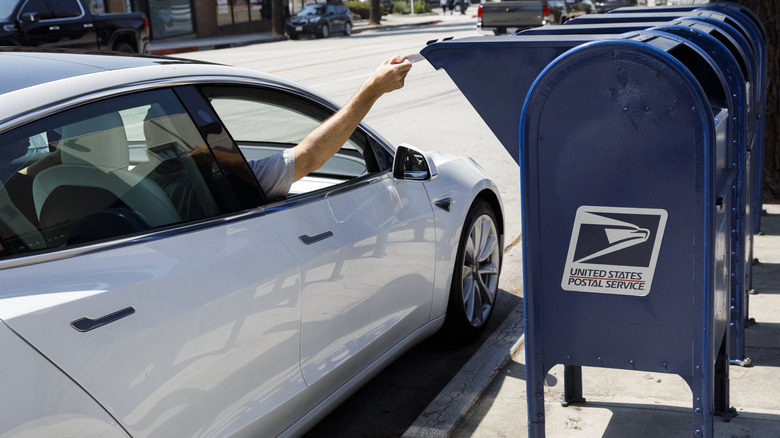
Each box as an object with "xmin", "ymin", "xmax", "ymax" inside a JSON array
[
  {"xmin": 751, "ymin": 261, "xmax": 780, "ymax": 293},
  {"xmin": 759, "ymin": 207, "xmax": 780, "ymax": 236},
  {"xmin": 746, "ymin": 321, "xmax": 780, "ymax": 366},
  {"xmin": 595, "ymin": 400, "xmax": 780, "ymax": 438}
]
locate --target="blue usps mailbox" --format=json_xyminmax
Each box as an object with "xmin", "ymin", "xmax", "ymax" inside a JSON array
[
  {"xmin": 519, "ymin": 38, "xmax": 736, "ymax": 437},
  {"xmin": 517, "ymin": 6, "xmax": 766, "ymax": 367},
  {"xmin": 422, "ymin": 25, "xmax": 745, "ymax": 438},
  {"xmin": 650, "ymin": 23, "xmax": 754, "ymax": 367}
]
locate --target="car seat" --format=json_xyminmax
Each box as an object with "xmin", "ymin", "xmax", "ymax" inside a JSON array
[{"xmin": 31, "ymin": 112, "xmax": 181, "ymax": 247}]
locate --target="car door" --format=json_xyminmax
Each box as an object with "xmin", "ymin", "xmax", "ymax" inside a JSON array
[
  {"xmin": 18, "ymin": 0, "xmax": 98, "ymax": 49},
  {"xmin": 324, "ymin": 3, "xmax": 342, "ymax": 33},
  {"xmin": 0, "ymin": 88, "xmax": 306, "ymax": 437},
  {"xmin": 205, "ymin": 85, "xmax": 437, "ymax": 406}
]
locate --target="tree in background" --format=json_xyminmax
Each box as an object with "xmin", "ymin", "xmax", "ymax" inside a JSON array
[
  {"xmin": 272, "ymin": 0, "xmax": 285, "ymax": 35},
  {"xmin": 727, "ymin": 0, "xmax": 779, "ymax": 201},
  {"xmin": 370, "ymin": 0, "xmax": 381, "ymax": 25}
]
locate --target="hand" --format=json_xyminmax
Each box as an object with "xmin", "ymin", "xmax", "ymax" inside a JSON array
[{"xmin": 365, "ymin": 55, "xmax": 413, "ymax": 97}]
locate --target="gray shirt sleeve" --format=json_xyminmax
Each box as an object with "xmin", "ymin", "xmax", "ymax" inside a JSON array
[{"xmin": 248, "ymin": 148, "xmax": 296, "ymax": 201}]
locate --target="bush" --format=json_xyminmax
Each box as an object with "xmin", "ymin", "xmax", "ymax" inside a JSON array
[
  {"xmin": 392, "ymin": 1, "xmax": 410, "ymax": 14},
  {"xmin": 345, "ymin": 1, "xmax": 370, "ymax": 19},
  {"xmin": 414, "ymin": 0, "xmax": 431, "ymax": 13}
]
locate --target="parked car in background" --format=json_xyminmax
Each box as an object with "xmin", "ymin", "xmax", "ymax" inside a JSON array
[
  {"xmin": 0, "ymin": 48, "xmax": 504, "ymax": 438},
  {"xmin": 430, "ymin": 0, "xmax": 472, "ymax": 14},
  {"xmin": 286, "ymin": 2, "xmax": 353, "ymax": 39},
  {"xmin": 478, "ymin": 0, "xmax": 594, "ymax": 35},
  {"xmin": 0, "ymin": 0, "xmax": 149, "ymax": 53},
  {"xmin": 593, "ymin": 0, "xmax": 637, "ymax": 13}
]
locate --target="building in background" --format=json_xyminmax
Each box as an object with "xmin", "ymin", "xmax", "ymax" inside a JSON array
[{"xmin": 89, "ymin": 0, "xmax": 284, "ymax": 41}]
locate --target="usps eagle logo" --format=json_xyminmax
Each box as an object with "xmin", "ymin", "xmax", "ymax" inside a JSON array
[{"xmin": 561, "ymin": 206, "xmax": 667, "ymax": 296}]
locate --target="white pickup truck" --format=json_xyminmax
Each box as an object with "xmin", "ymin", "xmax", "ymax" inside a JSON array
[{"xmin": 477, "ymin": 0, "xmax": 594, "ymax": 35}]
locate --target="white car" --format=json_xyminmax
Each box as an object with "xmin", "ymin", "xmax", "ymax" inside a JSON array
[{"xmin": 0, "ymin": 48, "xmax": 504, "ymax": 437}]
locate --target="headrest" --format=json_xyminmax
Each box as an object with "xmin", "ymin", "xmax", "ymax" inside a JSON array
[{"xmin": 59, "ymin": 112, "xmax": 129, "ymax": 171}]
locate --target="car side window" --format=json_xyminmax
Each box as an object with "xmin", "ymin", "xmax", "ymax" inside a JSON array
[
  {"xmin": 51, "ymin": 0, "xmax": 83, "ymax": 18},
  {"xmin": 19, "ymin": 0, "xmax": 52, "ymax": 19},
  {"xmin": 0, "ymin": 88, "xmax": 238, "ymax": 257},
  {"xmin": 204, "ymin": 86, "xmax": 379, "ymax": 199}
]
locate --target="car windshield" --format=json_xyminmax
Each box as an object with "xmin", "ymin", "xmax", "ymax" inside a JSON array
[
  {"xmin": 297, "ymin": 4, "xmax": 324, "ymax": 16},
  {"xmin": 0, "ymin": 0, "xmax": 16, "ymax": 20}
]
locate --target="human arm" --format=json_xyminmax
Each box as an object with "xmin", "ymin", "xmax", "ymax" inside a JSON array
[
  {"xmin": 188, "ymin": 55, "xmax": 412, "ymax": 196},
  {"xmin": 291, "ymin": 55, "xmax": 412, "ymax": 182}
]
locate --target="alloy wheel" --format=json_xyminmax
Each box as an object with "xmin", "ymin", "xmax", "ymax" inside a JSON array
[{"xmin": 460, "ymin": 213, "xmax": 500, "ymax": 327}]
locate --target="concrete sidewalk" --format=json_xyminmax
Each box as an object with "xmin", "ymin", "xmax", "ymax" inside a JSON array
[
  {"xmin": 149, "ymin": 12, "xmax": 467, "ymax": 55},
  {"xmin": 406, "ymin": 203, "xmax": 780, "ymax": 438}
]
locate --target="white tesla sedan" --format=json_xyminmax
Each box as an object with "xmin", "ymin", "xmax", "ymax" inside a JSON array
[{"xmin": 0, "ymin": 48, "xmax": 503, "ymax": 437}]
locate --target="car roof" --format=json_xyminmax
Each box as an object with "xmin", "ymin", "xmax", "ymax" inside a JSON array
[
  {"xmin": 0, "ymin": 48, "xmax": 322, "ymax": 131},
  {"xmin": 0, "ymin": 48, "xmax": 177, "ymax": 94}
]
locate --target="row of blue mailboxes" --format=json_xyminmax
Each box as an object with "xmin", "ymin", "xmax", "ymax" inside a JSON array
[{"xmin": 420, "ymin": 2, "xmax": 767, "ymax": 437}]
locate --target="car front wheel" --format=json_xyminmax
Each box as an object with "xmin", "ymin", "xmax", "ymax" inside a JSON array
[
  {"xmin": 444, "ymin": 199, "xmax": 501, "ymax": 341},
  {"xmin": 319, "ymin": 24, "xmax": 329, "ymax": 38},
  {"xmin": 344, "ymin": 22, "xmax": 352, "ymax": 36}
]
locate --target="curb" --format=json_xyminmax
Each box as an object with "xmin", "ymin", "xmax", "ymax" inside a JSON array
[
  {"xmin": 401, "ymin": 302, "xmax": 525, "ymax": 438},
  {"xmin": 150, "ymin": 36, "xmax": 287, "ymax": 55}
]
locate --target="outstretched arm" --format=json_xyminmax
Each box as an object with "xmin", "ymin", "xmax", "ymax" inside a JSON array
[{"xmin": 292, "ymin": 55, "xmax": 413, "ymax": 181}]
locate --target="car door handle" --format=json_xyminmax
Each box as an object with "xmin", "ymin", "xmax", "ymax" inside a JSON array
[
  {"xmin": 71, "ymin": 306, "xmax": 135, "ymax": 332},
  {"xmin": 83, "ymin": 23, "xmax": 93, "ymax": 28},
  {"xmin": 299, "ymin": 231, "xmax": 333, "ymax": 245},
  {"xmin": 49, "ymin": 25, "xmax": 60, "ymax": 31}
]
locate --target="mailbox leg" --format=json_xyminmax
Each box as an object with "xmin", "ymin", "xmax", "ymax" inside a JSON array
[
  {"xmin": 561, "ymin": 365, "xmax": 586, "ymax": 407},
  {"xmin": 729, "ymin": 292, "xmax": 753, "ymax": 367},
  {"xmin": 528, "ymin": 421, "xmax": 546, "ymax": 438},
  {"xmin": 715, "ymin": 333, "xmax": 738, "ymax": 422},
  {"xmin": 525, "ymin": 339, "xmax": 546, "ymax": 437}
]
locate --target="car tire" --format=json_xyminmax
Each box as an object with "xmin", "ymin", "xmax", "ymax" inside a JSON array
[
  {"xmin": 288, "ymin": 33, "xmax": 299, "ymax": 40},
  {"xmin": 319, "ymin": 24, "xmax": 329, "ymax": 38},
  {"xmin": 112, "ymin": 41, "xmax": 135, "ymax": 53},
  {"xmin": 344, "ymin": 22, "xmax": 352, "ymax": 36},
  {"xmin": 443, "ymin": 199, "xmax": 501, "ymax": 342}
]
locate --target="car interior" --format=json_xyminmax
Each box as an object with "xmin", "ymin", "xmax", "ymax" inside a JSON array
[{"xmin": 0, "ymin": 89, "xmax": 233, "ymax": 256}]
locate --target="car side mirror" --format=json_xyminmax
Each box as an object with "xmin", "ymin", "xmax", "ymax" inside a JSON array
[
  {"xmin": 393, "ymin": 144, "xmax": 437, "ymax": 181},
  {"xmin": 19, "ymin": 12, "xmax": 39, "ymax": 28}
]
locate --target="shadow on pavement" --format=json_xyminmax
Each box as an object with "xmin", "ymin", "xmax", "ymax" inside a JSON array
[{"xmin": 304, "ymin": 289, "xmax": 521, "ymax": 438}]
